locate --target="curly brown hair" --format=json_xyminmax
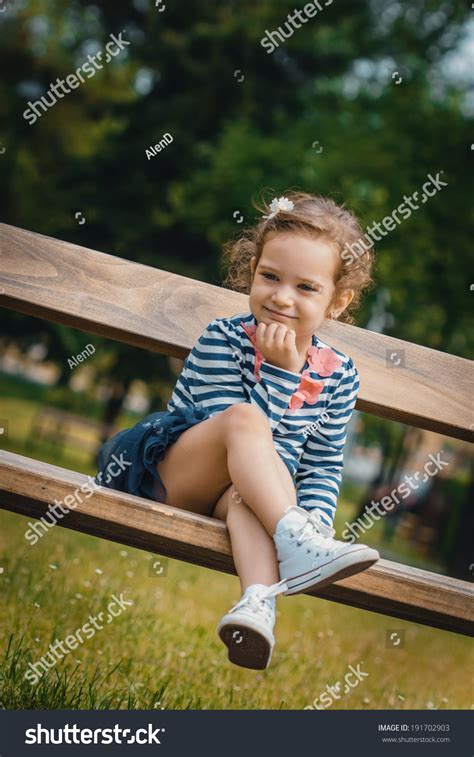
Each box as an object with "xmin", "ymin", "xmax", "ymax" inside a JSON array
[{"xmin": 221, "ymin": 190, "xmax": 375, "ymax": 326}]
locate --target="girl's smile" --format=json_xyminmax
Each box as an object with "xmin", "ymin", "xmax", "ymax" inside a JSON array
[{"xmin": 264, "ymin": 306, "xmax": 298, "ymax": 320}]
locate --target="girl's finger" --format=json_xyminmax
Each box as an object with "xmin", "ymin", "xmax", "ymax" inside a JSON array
[
  {"xmin": 264, "ymin": 322, "xmax": 285, "ymax": 348},
  {"xmin": 284, "ymin": 329, "xmax": 296, "ymax": 345},
  {"xmin": 271, "ymin": 324, "xmax": 289, "ymax": 349},
  {"xmin": 256, "ymin": 321, "xmax": 266, "ymax": 340}
]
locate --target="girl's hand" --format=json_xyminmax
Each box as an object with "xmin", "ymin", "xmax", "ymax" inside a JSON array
[{"xmin": 255, "ymin": 322, "xmax": 302, "ymax": 374}]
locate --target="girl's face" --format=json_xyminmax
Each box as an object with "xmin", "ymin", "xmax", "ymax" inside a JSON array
[{"xmin": 249, "ymin": 232, "xmax": 353, "ymax": 349}]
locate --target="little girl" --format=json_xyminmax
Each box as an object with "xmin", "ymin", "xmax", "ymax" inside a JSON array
[{"xmin": 95, "ymin": 191, "xmax": 380, "ymax": 671}]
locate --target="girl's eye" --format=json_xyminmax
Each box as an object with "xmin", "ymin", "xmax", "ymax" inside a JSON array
[{"xmin": 260, "ymin": 272, "xmax": 318, "ymax": 292}]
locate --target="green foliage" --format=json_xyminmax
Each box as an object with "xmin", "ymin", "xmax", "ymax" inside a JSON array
[{"xmin": 1, "ymin": 0, "xmax": 472, "ymax": 371}]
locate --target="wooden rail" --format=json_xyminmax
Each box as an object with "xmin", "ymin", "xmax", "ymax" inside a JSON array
[
  {"xmin": 0, "ymin": 451, "xmax": 472, "ymax": 636},
  {"xmin": 1, "ymin": 223, "xmax": 473, "ymax": 441}
]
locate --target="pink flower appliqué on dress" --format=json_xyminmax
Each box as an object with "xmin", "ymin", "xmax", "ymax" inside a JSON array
[
  {"xmin": 240, "ymin": 321, "xmax": 343, "ymax": 411},
  {"xmin": 307, "ymin": 346, "xmax": 343, "ymax": 377},
  {"xmin": 289, "ymin": 372, "xmax": 325, "ymax": 411},
  {"xmin": 240, "ymin": 323, "xmax": 264, "ymax": 380}
]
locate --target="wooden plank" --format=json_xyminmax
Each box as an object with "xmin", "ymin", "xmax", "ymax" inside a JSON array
[
  {"xmin": 1, "ymin": 223, "xmax": 473, "ymax": 441},
  {"xmin": 0, "ymin": 223, "xmax": 244, "ymax": 360},
  {"xmin": 0, "ymin": 450, "xmax": 472, "ymax": 637}
]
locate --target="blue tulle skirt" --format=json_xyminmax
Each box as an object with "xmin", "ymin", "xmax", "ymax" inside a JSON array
[{"xmin": 94, "ymin": 406, "xmax": 213, "ymax": 502}]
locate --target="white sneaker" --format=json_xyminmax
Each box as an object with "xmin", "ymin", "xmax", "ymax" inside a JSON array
[
  {"xmin": 274, "ymin": 507, "xmax": 380, "ymax": 596},
  {"xmin": 216, "ymin": 579, "xmax": 288, "ymax": 670}
]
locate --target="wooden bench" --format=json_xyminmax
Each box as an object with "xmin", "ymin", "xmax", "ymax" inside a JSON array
[{"xmin": 1, "ymin": 222, "xmax": 473, "ymax": 637}]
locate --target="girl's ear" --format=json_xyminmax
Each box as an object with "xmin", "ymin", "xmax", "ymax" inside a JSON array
[
  {"xmin": 250, "ymin": 256, "xmax": 256, "ymax": 276},
  {"xmin": 328, "ymin": 288, "xmax": 354, "ymax": 319}
]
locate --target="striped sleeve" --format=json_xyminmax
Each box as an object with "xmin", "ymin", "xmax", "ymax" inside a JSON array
[
  {"xmin": 295, "ymin": 358, "xmax": 360, "ymax": 527},
  {"xmin": 168, "ymin": 317, "xmax": 302, "ymax": 429}
]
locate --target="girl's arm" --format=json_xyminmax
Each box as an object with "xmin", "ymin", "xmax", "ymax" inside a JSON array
[
  {"xmin": 168, "ymin": 317, "xmax": 303, "ymax": 431},
  {"xmin": 294, "ymin": 359, "xmax": 360, "ymax": 528}
]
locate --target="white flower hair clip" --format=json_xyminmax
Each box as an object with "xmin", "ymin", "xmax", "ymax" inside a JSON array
[{"xmin": 262, "ymin": 196, "xmax": 295, "ymax": 219}]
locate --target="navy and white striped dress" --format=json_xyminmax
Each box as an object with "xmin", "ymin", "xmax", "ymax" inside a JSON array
[{"xmin": 95, "ymin": 310, "xmax": 360, "ymax": 527}]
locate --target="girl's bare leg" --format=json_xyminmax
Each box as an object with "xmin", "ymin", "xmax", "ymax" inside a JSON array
[
  {"xmin": 229, "ymin": 501, "xmax": 280, "ymax": 590},
  {"xmin": 224, "ymin": 491, "xmax": 280, "ymax": 590},
  {"xmin": 212, "ymin": 458, "xmax": 296, "ymax": 593},
  {"xmin": 155, "ymin": 402, "xmax": 297, "ymax": 535}
]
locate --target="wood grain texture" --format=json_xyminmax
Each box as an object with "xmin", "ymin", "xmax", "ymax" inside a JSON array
[
  {"xmin": 1, "ymin": 223, "xmax": 473, "ymax": 440},
  {"xmin": 1, "ymin": 451, "xmax": 472, "ymax": 636}
]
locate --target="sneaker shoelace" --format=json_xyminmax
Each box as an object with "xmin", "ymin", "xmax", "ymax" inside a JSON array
[
  {"xmin": 291, "ymin": 509, "xmax": 338, "ymax": 556},
  {"xmin": 228, "ymin": 578, "xmax": 288, "ymax": 618}
]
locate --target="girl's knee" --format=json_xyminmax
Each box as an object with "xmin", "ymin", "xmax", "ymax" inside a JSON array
[{"xmin": 221, "ymin": 403, "xmax": 271, "ymax": 439}]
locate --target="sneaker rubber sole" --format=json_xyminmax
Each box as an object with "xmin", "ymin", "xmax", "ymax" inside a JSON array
[
  {"xmin": 217, "ymin": 621, "xmax": 273, "ymax": 670},
  {"xmin": 282, "ymin": 546, "xmax": 380, "ymax": 595}
]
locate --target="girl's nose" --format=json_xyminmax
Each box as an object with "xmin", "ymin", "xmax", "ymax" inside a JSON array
[{"xmin": 272, "ymin": 289, "xmax": 294, "ymax": 307}]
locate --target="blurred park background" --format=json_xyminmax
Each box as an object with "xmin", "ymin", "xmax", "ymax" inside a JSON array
[{"xmin": 0, "ymin": 0, "xmax": 473, "ymax": 710}]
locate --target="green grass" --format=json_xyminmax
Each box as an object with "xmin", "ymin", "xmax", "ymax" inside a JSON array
[
  {"xmin": 0, "ymin": 384, "xmax": 471, "ymax": 710},
  {"xmin": 1, "ymin": 509, "xmax": 472, "ymax": 710}
]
